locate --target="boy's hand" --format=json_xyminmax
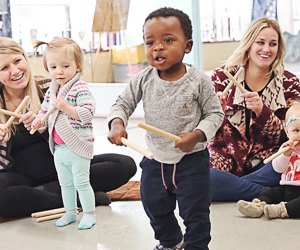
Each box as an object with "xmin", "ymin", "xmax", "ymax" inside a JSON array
[
  {"xmin": 19, "ymin": 110, "xmax": 36, "ymax": 131},
  {"xmin": 107, "ymin": 118, "xmax": 128, "ymax": 145},
  {"xmin": 0, "ymin": 124, "xmax": 8, "ymax": 141},
  {"xmin": 175, "ymin": 130, "xmax": 206, "ymax": 152}
]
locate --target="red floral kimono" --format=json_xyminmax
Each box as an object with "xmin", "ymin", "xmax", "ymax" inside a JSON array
[{"xmin": 208, "ymin": 65, "xmax": 300, "ymax": 176}]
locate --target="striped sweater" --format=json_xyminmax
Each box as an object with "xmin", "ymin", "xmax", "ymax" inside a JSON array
[{"xmin": 39, "ymin": 73, "xmax": 95, "ymax": 159}]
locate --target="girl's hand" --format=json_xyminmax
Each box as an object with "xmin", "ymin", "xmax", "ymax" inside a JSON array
[
  {"xmin": 240, "ymin": 92, "xmax": 263, "ymax": 117},
  {"xmin": 31, "ymin": 117, "xmax": 44, "ymax": 130},
  {"xmin": 0, "ymin": 124, "xmax": 8, "ymax": 141},
  {"xmin": 19, "ymin": 110, "xmax": 36, "ymax": 131},
  {"xmin": 52, "ymin": 98, "xmax": 70, "ymax": 113},
  {"xmin": 281, "ymin": 139, "xmax": 297, "ymax": 157}
]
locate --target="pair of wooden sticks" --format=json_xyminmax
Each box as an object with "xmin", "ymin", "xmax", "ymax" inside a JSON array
[
  {"xmin": 0, "ymin": 96, "xmax": 56, "ymax": 135},
  {"xmin": 121, "ymin": 122, "xmax": 181, "ymax": 160},
  {"xmin": 223, "ymin": 67, "xmax": 247, "ymax": 94},
  {"xmin": 31, "ymin": 207, "xmax": 80, "ymax": 223},
  {"xmin": 31, "ymin": 208, "xmax": 66, "ymax": 223},
  {"xmin": 0, "ymin": 96, "xmax": 30, "ymax": 126}
]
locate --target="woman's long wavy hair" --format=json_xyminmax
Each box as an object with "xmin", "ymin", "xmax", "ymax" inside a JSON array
[
  {"xmin": 0, "ymin": 37, "xmax": 42, "ymax": 140},
  {"xmin": 225, "ymin": 17, "xmax": 286, "ymax": 77}
]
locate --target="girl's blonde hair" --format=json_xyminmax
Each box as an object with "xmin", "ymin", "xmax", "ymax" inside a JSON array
[
  {"xmin": 0, "ymin": 37, "xmax": 42, "ymax": 140},
  {"xmin": 33, "ymin": 38, "xmax": 84, "ymax": 74},
  {"xmin": 285, "ymin": 102, "xmax": 300, "ymax": 120},
  {"xmin": 225, "ymin": 17, "xmax": 286, "ymax": 77}
]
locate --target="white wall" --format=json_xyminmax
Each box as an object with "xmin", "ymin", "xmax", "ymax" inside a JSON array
[
  {"xmin": 10, "ymin": 0, "xmax": 197, "ymax": 65},
  {"xmin": 89, "ymin": 83, "xmax": 144, "ymax": 118}
]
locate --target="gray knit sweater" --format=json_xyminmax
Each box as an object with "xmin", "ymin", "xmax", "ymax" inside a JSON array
[
  {"xmin": 40, "ymin": 74, "xmax": 95, "ymax": 159},
  {"xmin": 108, "ymin": 66, "xmax": 224, "ymax": 164}
]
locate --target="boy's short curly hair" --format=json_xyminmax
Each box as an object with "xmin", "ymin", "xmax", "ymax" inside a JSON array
[{"xmin": 143, "ymin": 7, "xmax": 193, "ymax": 40}]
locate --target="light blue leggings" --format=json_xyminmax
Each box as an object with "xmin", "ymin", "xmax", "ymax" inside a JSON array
[{"xmin": 54, "ymin": 144, "xmax": 95, "ymax": 212}]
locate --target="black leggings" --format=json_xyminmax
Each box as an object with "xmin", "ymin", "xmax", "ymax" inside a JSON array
[
  {"xmin": 0, "ymin": 153, "xmax": 137, "ymax": 217},
  {"xmin": 258, "ymin": 185, "xmax": 300, "ymax": 218}
]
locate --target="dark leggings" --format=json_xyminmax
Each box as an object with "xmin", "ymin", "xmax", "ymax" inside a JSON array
[
  {"xmin": 258, "ymin": 185, "xmax": 300, "ymax": 218},
  {"xmin": 0, "ymin": 153, "xmax": 137, "ymax": 217}
]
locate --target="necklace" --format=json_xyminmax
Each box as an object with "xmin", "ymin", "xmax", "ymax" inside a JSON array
[
  {"xmin": 6, "ymin": 98, "xmax": 22, "ymax": 111},
  {"xmin": 9, "ymin": 100, "xmax": 18, "ymax": 109}
]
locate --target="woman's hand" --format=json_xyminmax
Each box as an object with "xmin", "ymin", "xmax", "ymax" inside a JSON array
[
  {"xmin": 216, "ymin": 91, "xmax": 227, "ymax": 110},
  {"xmin": 240, "ymin": 92, "xmax": 263, "ymax": 117},
  {"xmin": 19, "ymin": 110, "xmax": 36, "ymax": 131},
  {"xmin": 0, "ymin": 124, "xmax": 8, "ymax": 141}
]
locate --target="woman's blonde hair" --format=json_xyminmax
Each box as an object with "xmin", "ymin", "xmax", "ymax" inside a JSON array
[
  {"xmin": 33, "ymin": 38, "xmax": 84, "ymax": 74},
  {"xmin": 225, "ymin": 17, "xmax": 286, "ymax": 77},
  {"xmin": 0, "ymin": 37, "xmax": 42, "ymax": 140}
]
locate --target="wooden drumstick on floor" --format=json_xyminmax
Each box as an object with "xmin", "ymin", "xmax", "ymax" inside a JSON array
[
  {"xmin": 30, "ymin": 106, "xmax": 56, "ymax": 135},
  {"xmin": 31, "ymin": 207, "xmax": 65, "ymax": 218},
  {"xmin": 36, "ymin": 213, "xmax": 66, "ymax": 223},
  {"xmin": 223, "ymin": 67, "xmax": 244, "ymax": 95},
  {"xmin": 32, "ymin": 207, "xmax": 80, "ymax": 222},
  {"xmin": 138, "ymin": 122, "xmax": 181, "ymax": 142}
]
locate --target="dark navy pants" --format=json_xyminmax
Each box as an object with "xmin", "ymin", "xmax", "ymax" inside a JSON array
[{"xmin": 140, "ymin": 150, "xmax": 211, "ymax": 250}]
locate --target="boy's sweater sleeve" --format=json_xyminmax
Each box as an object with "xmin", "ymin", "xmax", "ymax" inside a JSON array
[
  {"xmin": 107, "ymin": 76, "xmax": 143, "ymax": 128},
  {"xmin": 195, "ymin": 73, "xmax": 224, "ymax": 141}
]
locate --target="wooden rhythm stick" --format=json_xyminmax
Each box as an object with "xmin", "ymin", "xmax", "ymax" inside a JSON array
[
  {"xmin": 263, "ymin": 141, "xmax": 299, "ymax": 164},
  {"xmin": 5, "ymin": 95, "xmax": 30, "ymax": 127},
  {"xmin": 0, "ymin": 109, "xmax": 23, "ymax": 118},
  {"xmin": 32, "ymin": 207, "xmax": 80, "ymax": 222},
  {"xmin": 30, "ymin": 106, "xmax": 56, "ymax": 135},
  {"xmin": 223, "ymin": 70, "xmax": 248, "ymax": 94},
  {"xmin": 121, "ymin": 137, "xmax": 154, "ymax": 160},
  {"xmin": 36, "ymin": 212, "xmax": 65, "ymax": 223},
  {"xmin": 138, "ymin": 122, "xmax": 181, "ymax": 142},
  {"xmin": 223, "ymin": 67, "xmax": 244, "ymax": 95},
  {"xmin": 31, "ymin": 207, "xmax": 65, "ymax": 218}
]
